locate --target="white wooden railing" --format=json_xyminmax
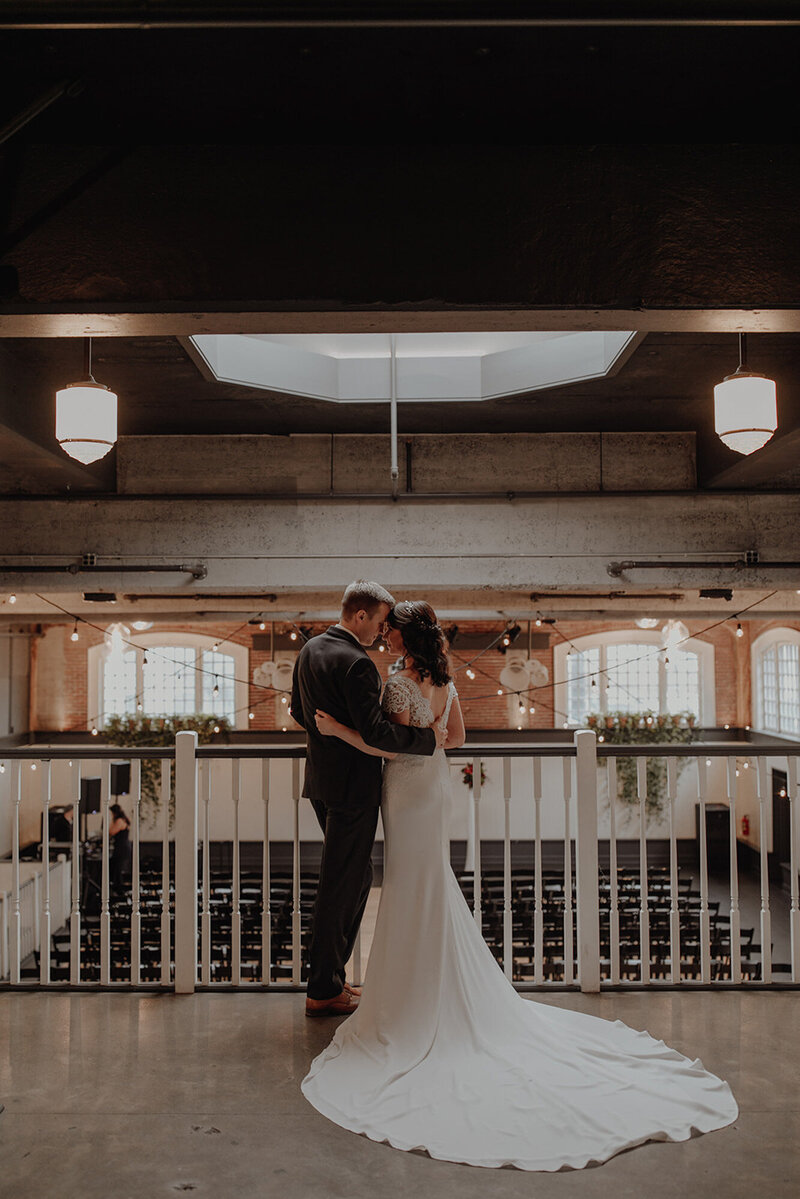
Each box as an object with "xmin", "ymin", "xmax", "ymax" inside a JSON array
[{"xmin": 1, "ymin": 732, "xmax": 798, "ymax": 991}]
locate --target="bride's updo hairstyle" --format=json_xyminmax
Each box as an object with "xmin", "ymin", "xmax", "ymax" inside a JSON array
[{"xmin": 387, "ymin": 601, "xmax": 452, "ymax": 687}]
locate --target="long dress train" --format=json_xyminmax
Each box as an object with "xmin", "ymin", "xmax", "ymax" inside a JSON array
[{"xmin": 301, "ymin": 678, "xmax": 738, "ymax": 1171}]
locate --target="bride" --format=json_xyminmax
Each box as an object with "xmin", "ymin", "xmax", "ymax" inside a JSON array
[{"xmin": 301, "ymin": 600, "xmax": 738, "ymax": 1171}]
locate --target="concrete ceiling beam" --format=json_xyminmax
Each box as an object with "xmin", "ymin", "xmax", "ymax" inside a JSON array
[{"xmin": 0, "ymin": 493, "xmax": 799, "ymax": 594}]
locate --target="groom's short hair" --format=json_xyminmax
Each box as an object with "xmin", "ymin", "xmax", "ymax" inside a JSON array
[{"xmin": 341, "ymin": 579, "xmax": 395, "ymax": 618}]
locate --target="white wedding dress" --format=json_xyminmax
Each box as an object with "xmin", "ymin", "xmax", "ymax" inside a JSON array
[{"xmin": 301, "ymin": 676, "xmax": 738, "ymax": 1171}]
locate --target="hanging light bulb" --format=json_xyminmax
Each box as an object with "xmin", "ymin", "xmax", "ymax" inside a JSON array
[
  {"xmin": 259, "ymin": 621, "xmax": 266, "ymax": 631},
  {"xmin": 714, "ymin": 333, "xmax": 777, "ymax": 455},
  {"xmin": 56, "ymin": 337, "xmax": 118, "ymax": 464},
  {"xmin": 466, "ymin": 668, "xmax": 476, "ymax": 679},
  {"xmin": 8, "ymin": 594, "xmax": 17, "ymax": 604},
  {"xmin": 70, "ymin": 623, "xmax": 79, "ymax": 642},
  {"xmin": 213, "ymin": 678, "xmax": 219, "ymax": 695},
  {"xmin": 290, "ymin": 631, "xmax": 298, "ymax": 641},
  {"xmin": 735, "ymin": 622, "xmax": 744, "ymax": 638}
]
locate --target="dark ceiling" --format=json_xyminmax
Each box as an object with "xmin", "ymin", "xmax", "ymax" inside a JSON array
[
  {"xmin": 1, "ymin": 16, "xmax": 799, "ymax": 147},
  {"xmin": 1, "ymin": 6, "xmax": 799, "ymax": 496}
]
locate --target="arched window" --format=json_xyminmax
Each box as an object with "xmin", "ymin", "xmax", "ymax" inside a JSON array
[
  {"xmin": 554, "ymin": 629, "xmax": 714, "ymax": 727},
  {"xmin": 752, "ymin": 627, "xmax": 800, "ymax": 737},
  {"xmin": 88, "ymin": 632, "xmax": 249, "ymax": 730}
]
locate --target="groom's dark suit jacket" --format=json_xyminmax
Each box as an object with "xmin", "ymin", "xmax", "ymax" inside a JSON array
[{"xmin": 290, "ymin": 625, "xmax": 436, "ymax": 810}]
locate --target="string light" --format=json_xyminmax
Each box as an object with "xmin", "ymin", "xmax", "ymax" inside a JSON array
[
  {"xmin": 8, "ymin": 594, "xmax": 16, "ymax": 604},
  {"xmin": 466, "ymin": 669, "xmax": 476, "ymax": 679},
  {"xmin": 249, "ymin": 712, "xmax": 254, "ymax": 720},
  {"xmin": 736, "ymin": 623, "xmax": 744, "ymax": 638},
  {"xmin": 213, "ymin": 725, "xmax": 220, "ymax": 733},
  {"xmin": 259, "ymin": 622, "xmax": 266, "ymax": 631},
  {"xmin": 213, "ymin": 678, "xmax": 219, "ymax": 695},
  {"xmin": 71, "ymin": 624, "xmax": 79, "ymax": 642},
  {"xmin": 535, "ymin": 617, "xmax": 542, "ymax": 627},
  {"xmin": 290, "ymin": 631, "xmax": 298, "ymax": 641},
  {"xmin": 91, "ymin": 727, "xmax": 98, "ymax": 736},
  {"xmin": 497, "ymin": 688, "xmax": 503, "ymax": 696}
]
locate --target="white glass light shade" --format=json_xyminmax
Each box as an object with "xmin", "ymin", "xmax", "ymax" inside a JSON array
[
  {"xmin": 713, "ymin": 372, "xmax": 777, "ymax": 455},
  {"xmin": 56, "ymin": 381, "xmax": 117, "ymax": 464}
]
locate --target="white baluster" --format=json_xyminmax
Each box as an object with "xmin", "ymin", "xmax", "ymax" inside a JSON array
[
  {"xmin": 130, "ymin": 760, "xmax": 141, "ymax": 986},
  {"xmin": 636, "ymin": 757, "xmax": 650, "ymax": 985},
  {"xmin": 261, "ymin": 758, "xmax": 271, "ymax": 987},
  {"xmin": 231, "ymin": 758, "xmax": 242, "ymax": 986},
  {"xmin": 607, "ymin": 757, "xmax": 620, "ymax": 985},
  {"xmin": 100, "ymin": 760, "xmax": 111, "ymax": 986},
  {"xmin": 503, "ymin": 756, "xmax": 513, "ymax": 980},
  {"xmin": 175, "ymin": 731, "xmax": 198, "ymax": 995},
  {"xmin": 201, "ymin": 760, "xmax": 211, "ymax": 987},
  {"xmin": 10, "ymin": 761, "xmax": 21, "ymax": 984},
  {"xmin": 69, "ymin": 760, "xmax": 82, "ymax": 985},
  {"xmin": 472, "ymin": 757, "xmax": 482, "ymax": 931},
  {"xmin": 532, "ymin": 756, "xmax": 544, "ymax": 985},
  {"xmin": 696, "ymin": 756, "xmax": 712, "ymax": 983},
  {"xmin": 352, "ymin": 928, "xmax": 362, "ymax": 988},
  {"xmin": 756, "ymin": 757, "xmax": 772, "ymax": 984},
  {"xmin": 160, "ymin": 758, "xmax": 171, "ymax": 986},
  {"xmin": 667, "ymin": 757, "xmax": 680, "ymax": 984},
  {"xmin": 291, "ymin": 758, "xmax": 301, "ymax": 987},
  {"xmin": 727, "ymin": 757, "xmax": 742, "ymax": 984},
  {"xmin": 40, "ymin": 761, "xmax": 52, "ymax": 985},
  {"xmin": 562, "ymin": 756, "xmax": 574, "ymax": 985},
  {"xmin": 575, "ymin": 731, "xmax": 600, "ymax": 994},
  {"xmin": 788, "ymin": 756, "xmax": 800, "ymax": 982}
]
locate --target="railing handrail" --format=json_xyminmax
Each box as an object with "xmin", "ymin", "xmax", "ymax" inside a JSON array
[{"xmin": 1, "ymin": 739, "xmax": 793, "ymax": 761}]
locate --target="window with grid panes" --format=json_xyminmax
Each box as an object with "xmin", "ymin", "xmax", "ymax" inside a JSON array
[{"xmin": 565, "ymin": 637, "xmax": 701, "ymax": 725}]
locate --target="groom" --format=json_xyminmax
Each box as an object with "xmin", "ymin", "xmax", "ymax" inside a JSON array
[{"xmin": 290, "ymin": 580, "xmax": 441, "ymax": 1016}]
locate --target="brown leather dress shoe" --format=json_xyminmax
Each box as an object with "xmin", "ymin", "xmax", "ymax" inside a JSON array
[{"xmin": 305, "ymin": 989, "xmax": 359, "ymax": 1017}]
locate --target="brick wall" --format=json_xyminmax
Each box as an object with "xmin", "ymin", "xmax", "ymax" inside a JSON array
[{"xmin": 29, "ymin": 616, "xmax": 800, "ymax": 733}]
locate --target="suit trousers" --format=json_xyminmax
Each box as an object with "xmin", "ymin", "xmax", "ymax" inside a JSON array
[{"xmin": 307, "ymin": 796, "xmax": 379, "ymax": 1000}]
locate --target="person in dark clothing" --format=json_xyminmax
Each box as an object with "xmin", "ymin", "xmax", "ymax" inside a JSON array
[
  {"xmin": 109, "ymin": 803, "xmax": 132, "ymax": 893},
  {"xmin": 291, "ymin": 579, "xmax": 444, "ymax": 1017}
]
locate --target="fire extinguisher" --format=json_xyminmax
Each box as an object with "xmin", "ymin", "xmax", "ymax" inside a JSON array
[{"xmin": 741, "ymin": 814, "xmax": 750, "ymax": 837}]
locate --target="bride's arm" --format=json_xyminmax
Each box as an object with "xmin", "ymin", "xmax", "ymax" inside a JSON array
[
  {"xmin": 444, "ymin": 693, "xmax": 466, "ymax": 749},
  {"xmin": 315, "ymin": 710, "xmax": 397, "ymax": 758}
]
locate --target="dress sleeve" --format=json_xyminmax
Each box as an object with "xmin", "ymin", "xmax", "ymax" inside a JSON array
[{"xmin": 382, "ymin": 675, "xmax": 411, "ymax": 714}]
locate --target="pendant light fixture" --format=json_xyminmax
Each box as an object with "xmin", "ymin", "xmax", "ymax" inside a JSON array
[
  {"xmin": 56, "ymin": 337, "xmax": 118, "ymax": 463},
  {"xmin": 713, "ymin": 333, "xmax": 777, "ymax": 455}
]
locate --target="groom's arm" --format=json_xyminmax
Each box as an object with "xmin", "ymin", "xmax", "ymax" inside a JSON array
[
  {"xmin": 343, "ymin": 659, "xmax": 435, "ymax": 756},
  {"xmin": 289, "ymin": 658, "xmax": 307, "ymax": 731}
]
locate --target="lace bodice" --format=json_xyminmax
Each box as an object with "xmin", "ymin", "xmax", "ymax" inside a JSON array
[{"xmin": 382, "ymin": 674, "xmax": 455, "ymax": 729}]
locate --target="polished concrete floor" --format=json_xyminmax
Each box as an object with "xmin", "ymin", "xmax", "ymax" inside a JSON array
[{"xmin": 1, "ymin": 988, "xmax": 798, "ymax": 1199}]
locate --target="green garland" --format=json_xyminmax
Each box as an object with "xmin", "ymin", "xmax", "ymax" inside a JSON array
[
  {"xmin": 102, "ymin": 713, "xmax": 231, "ymax": 826},
  {"xmin": 585, "ymin": 711, "xmax": 698, "ymax": 821}
]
